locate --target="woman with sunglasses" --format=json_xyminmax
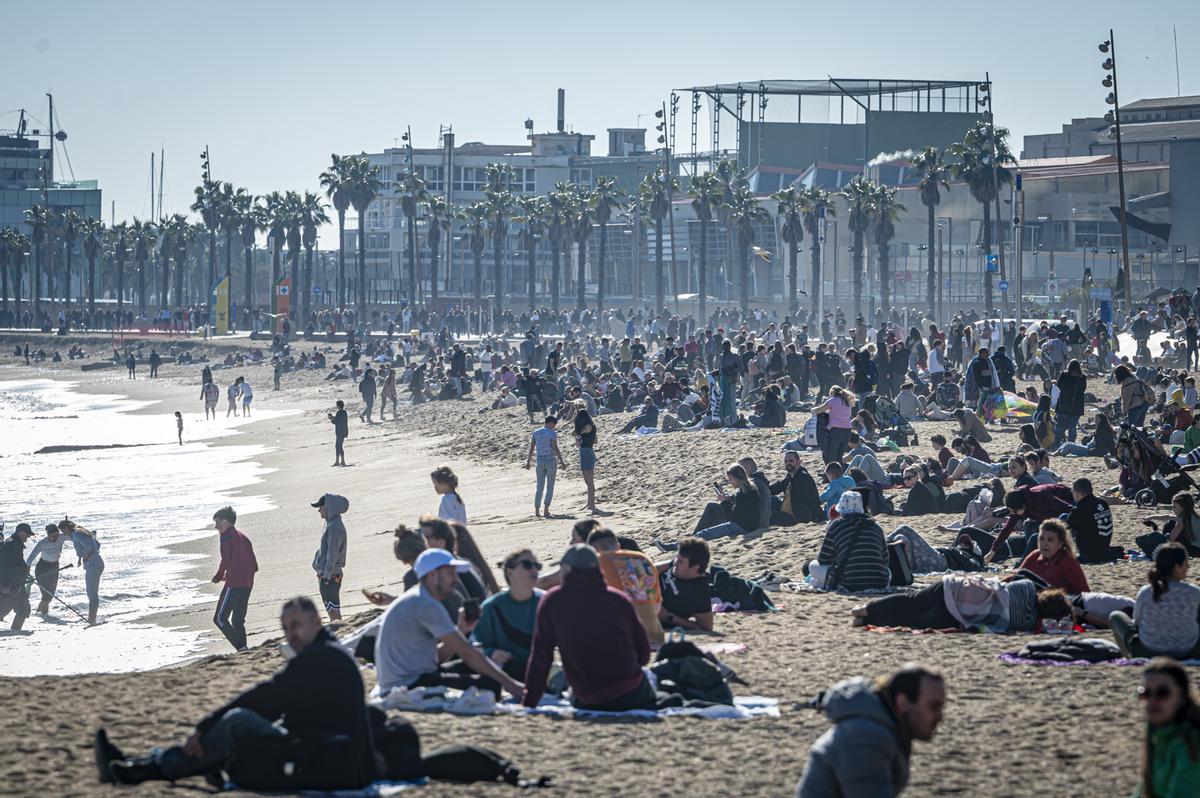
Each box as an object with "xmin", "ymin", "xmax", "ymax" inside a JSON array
[
  {"xmin": 1110, "ymin": 543, "xmax": 1200, "ymax": 661},
  {"xmin": 472, "ymin": 549, "xmax": 544, "ymax": 680},
  {"xmin": 1135, "ymin": 658, "xmax": 1200, "ymax": 797}
]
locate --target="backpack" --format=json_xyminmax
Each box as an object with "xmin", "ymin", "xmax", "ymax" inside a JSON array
[
  {"xmin": 224, "ymin": 734, "xmax": 368, "ymax": 792},
  {"xmin": 371, "ymin": 709, "xmax": 422, "ymax": 781},
  {"xmin": 650, "ymin": 655, "xmax": 734, "ymax": 705},
  {"xmin": 887, "ymin": 540, "xmax": 913, "ymax": 587},
  {"xmin": 421, "ymin": 744, "xmax": 550, "ymax": 788}
]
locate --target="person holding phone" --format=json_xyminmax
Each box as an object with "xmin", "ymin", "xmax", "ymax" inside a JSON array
[{"xmin": 328, "ymin": 401, "xmax": 348, "ymax": 467}]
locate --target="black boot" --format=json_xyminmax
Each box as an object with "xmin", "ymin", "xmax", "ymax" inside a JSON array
[
  {"xmin": 108, "ymin": 757, "xmax": 166, "ymax": 785},
  {"xmin": 93, "ymin": 729, "xmax": 125, "ymax": 784}
]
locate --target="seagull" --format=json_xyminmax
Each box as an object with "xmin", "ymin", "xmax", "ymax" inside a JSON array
[{"xmin": 751, "ymin": 246, "xmax": 772, "ymax": 262}]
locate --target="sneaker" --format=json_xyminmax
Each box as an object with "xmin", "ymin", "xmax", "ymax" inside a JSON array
[
  {"xmin": 108, "ymin": 758, "xmax": 164, "ymax": 785},
  {"xmin": 652, "ymin": 539, "xmax": 679, "ymax": 553},
  {"xmin": 93, "ymin": 729, "xmax": 125, "ymax": 784}
]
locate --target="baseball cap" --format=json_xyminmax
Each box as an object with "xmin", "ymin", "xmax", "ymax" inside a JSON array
[
  {"xmin": 414, "ymin": 548, "xmax": 472, "ymax": 579},
  {"xmin": 311, "ymin": 496, "xmax": 326, "ymax": 508},
  {"xmin": 558, "ymin": 543, "xmax": 599, "ymax": 570},
  {"xmin": 14, "ymin": 522, "xmax": 32, "ymax": 535}
]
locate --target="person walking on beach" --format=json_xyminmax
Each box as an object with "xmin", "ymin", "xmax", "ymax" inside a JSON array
[
  {"xmin": 126, "ymin": 352, "xmax": 136, "ymax": 380},
  {"xmin": 23, "ymin": 341, "xmax": 30, "ymax": 366},
  {"xmin": 211, "ymin": 506, "xmax": 257, "ymax": 651},
  {"xmin": 239, "ymin": 377, "xmax": 253, "ymax": 417},
  {"xmin": 201, "ymin": 381, "xmax": 219, "ymax": 420},
  {"xmin": 329, "ymin": 400, "xmax": 348, "ymax": 466},
  {"xmin": 226, "ymin": 379, "xmax": 241, "ymax": 418},
  {"xmin": 175, "ymin": 411, "xmax": 184, "ymax": 445},
  {"xmin": 358, "ymin": 368, "xmax": 376, "ymax": 423},
  {"xmin": 312, "ymin": 494, "xmax": 349, "ymax": 622},
  {"xmin": 202, "ymin": 364, "xmax": 212, "ymax": 386},
  {"xmin": 573, "ymin": 400, "xmax": 600, "ymax": 513},
  {"xmin": 0, "ymin": 522, "xmax": 33, "ymax": 631},
  {"xmin": 272, "ymin": 357, "xmax": 282, "ymax": 391},
  {"xmin": 379, "ymin": 368, "xmax": 398, "ymax": 420},
  {"xmin": 525, "ymin": 415, "xmax": 566, "ymax": 518},
  {"xmin": 59, "ymin": 519, "xmax": 104, "ymax": 625},
  {"xmin": 26, "ymin": 523, "xmax": 66, "ymax": 615},
  {"xmin": 148, "ymin": 349, "xmax": 161, "ymax": 378}
]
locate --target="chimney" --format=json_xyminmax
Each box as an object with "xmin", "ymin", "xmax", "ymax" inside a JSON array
[{"xmin": 557, "ymin": 88, "xmax": 565, "ymax": 133}]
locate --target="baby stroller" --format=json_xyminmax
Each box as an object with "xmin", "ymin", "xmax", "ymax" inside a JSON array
[
  {"xmin": 1115, "ymin": 423, "xmax": 1199, "ymax": 508},
  {"xmin": 861, "ymin": 394, "xmax": 917, "ymax": 447}
]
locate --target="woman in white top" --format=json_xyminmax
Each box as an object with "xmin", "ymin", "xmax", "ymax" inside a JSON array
[{"xmin": 431, "ymin": 464, "xmax": 467, "ymax": 524}]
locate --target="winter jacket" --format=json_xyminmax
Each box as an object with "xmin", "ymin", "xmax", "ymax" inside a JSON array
[
  {"xmin": 313, "ymin": 494, "xmax": 349, "ymax": 580},
  {"xmin": 816, "ymin": 514, "xmax": 891, "ymax": 592},
  {"xmin": 770, "ymin": 467, "xmax": 824, "ymax": 524},
  {"xmin": 990, "ymin": 483, "xmax": 1075, "ymax": 557},
  {"xmin": 1017, "ymin": 549, "xmax": 1090, "ymax": 594},
  {"xmin": 900, "ymin": 481, "xmax": 940, "ymax": 517},
  {"xmin": 719, "ymin": 485, "xmax": 764, "ymax": 532},
  {"xmin": 1134, "ymin": 722, "xmax": 1200, "ymax": 797},
  {"xmin": 523, "ymin": 567, "xmax": 650, "ymax": 707},
  {"xmin": 214, "ymin": 526, "xmax": 258, "ymax": 589},
  {"xmin": 795, "ymin": 676, "xmax": 910, "ymax": 798},
  {"xmin": 1055, "ymin": 372, "xmax": 1087, "ymax": 417}
]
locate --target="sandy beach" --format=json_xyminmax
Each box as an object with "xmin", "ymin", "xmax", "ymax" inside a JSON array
[{"xmin": 0, "ymin": 330, "xmax": 1160, "ymax": 797}]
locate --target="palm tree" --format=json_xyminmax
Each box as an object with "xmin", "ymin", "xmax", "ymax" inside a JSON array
[
  {"xmin": 570, "ymin": 186, "xmax": 594, "ymax": 312},
  {"xmin": 59, "ymin": 209, "xmax": 84, "ymax": 309},
  {"xmin": 482, "ymin": 164, "xmax": 515, "ymax": 330},
  {"xmin": 23, "ymin": 204, "xmax": 53, "ymax": 316},
  {"xmin": 106, "ymin": 222, "xmax": 129, "ymax": 320},
  {"xmin": 172, "ymin": 219, "xmax": 197, "ymax": 310},
  {"xmin": 689, "ymin": 171, "xmax": 723, "ymax": 324},
  {"xmin": 299, "ymin": 191, "xmax": 329, "ymax": 321},
  {"xmin": 191, "ymin": 179, "xmax": 221, "ymax": 302},
  {"xmin": 460, "ymin": 202, "xmax": 489, "ymax": 310},
  {"xmin": 951, "ymin": 121, "xmax": 1014, "ymax": 314},
  {"xmin": 423, "ymin": 195, "xmax": 452, "ymax": 304},
  {"xmin": 840, "ymin": 177, "xmax": 876, "ymax": 319},
  {"xmin": 727, "ymin": 185, "xmax": 772, "ymax": 313},
  {"xmin": 589, "ymin": 177, "xmax": 625, "ymax": 315},
  {"xmin": 714, "ymin": 160, "xmax": 749, "ymax": 303},
  {"xmin": 130, "ymin": 219, "xmax": 157, "ymax": 315},
  {"xmin": 284, "ymin": 191, "xmax": 303, "ymax": 318},
  {"xmin": 397, "ymin": 169, "xmax": 428, "ymax": 307},
  {"xmin": 0, "ymin": 228, "xmax": 27, "ymax": 315},
  {"xmin": 218, "ymin": 183, "xmax": 242, "ymax": 292},
  {"xmin": 772, "ymin": 186, "xmax": 803, "ymax": 314},
  {"xmin": 798, "ymin": 186, "xmax": 834, "ymax": 319},
  {"xmin": 319, "ymin": 154, "xmax": 353, "ymax": 308},
  {"xmin": 344, "ymin": 157, "xmax": 382, "ymax": 320},
  {"xmin": 226, "ymin": 191, "xmax": 259, "ymax": 312},
  {"xmin": 642, "ymin": 168, "xmax": 678, "ymax": 312},
  {"xmin": 870, "ymin": 184, "xmax": 905, "ymax": 315},
  {"xmin": 515, "ymin": 195, "xmax": 547, "ymax": 310},
  {"xmin": 156, "ymin": 214, "xmax": 183, "ymax": 310},
  {"xmin": 260, "ymin": 192, "xmax": 288, "ymax": 292},
  {"xmin": 909, "ymin": 146, "xmax": 953, "ymax": 314},
  {"xmin": 546, "ymin": 184, "xmax": 574, "ymax": 313},
  {"xmin": 77, "ymin": 219, "xmax": 101, "ymax": 316}
]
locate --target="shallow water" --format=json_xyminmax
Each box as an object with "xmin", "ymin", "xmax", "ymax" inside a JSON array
[{"xmin": 0, "ymin": 378, "xmax": 291, "ymax": 675}]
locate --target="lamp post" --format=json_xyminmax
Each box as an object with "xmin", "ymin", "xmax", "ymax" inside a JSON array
[{"xmin": 1099, "ymin": 33, "xmax": 1133, "ymax": 308}]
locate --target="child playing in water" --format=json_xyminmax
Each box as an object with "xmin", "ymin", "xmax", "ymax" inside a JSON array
[{"xmin": 176, "ymin": 411, "xmax": 183, "ymax": 445}]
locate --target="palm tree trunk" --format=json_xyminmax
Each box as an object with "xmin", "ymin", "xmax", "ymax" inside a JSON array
[
  {"xmin": 289, "ymin": 247, "xmax": 300, "ymax": 319},
  {"xmin": 159, "ymin": 248, "xmax": 169, "ymax": 310},
  {"xmin": 243, "ymin": 243, "xmax": 253, "ymax": 315},
  {"xmin": 87, "ymin": 254, "xmax": 96, "ymax": 315},
  {"xmin": 575, "ymin": 240, "xmax": 587, "ymax": 311},
  {"xmin": 527, "ymin": 244, "xmax": 536, "ymax": 310},
  {"xmin": 137, "ymin": 257, "xmax": 147, "ymax": 314},
  {"xmin": 550, "ymin": 244, "xmax": 560, "ymax": 313},
  {"xmin": 852, "ymin": 233, "xmax": 864, "ymax": 319},
  {"xmin": 207, "ymin": 232, "xmax": 216, "ymax": 296},
  {"xmin": 879, "ymin": 246, "xmax": 890, "ymax": 314},
  {"xmin": 407, "ymin": 215, "xmax": 417, "ymax": 308},
  {"xmin": 698, "ymin": 219, "xmax": 708, "ymax": 324},
  {"xmin": 739, "ymin": 244, "xmax": 750, "ymax": 314},
  {"xmin": 810, "ymin": 236, "xmax": 822, "ymax": 320},
  {"xmin": 473, "ymin": 252, "xmax": 483, "ymax": 309},
  {"xmin": 430, "ymin": 238, "xmax": 440, "ymax": 306},
  {"xmin": 492, "ymin": 234, "xmax": 504, "ymax": 331},
  {"xmin": 1, "ymin": 256, "xmax": 9, "ymax": 315},
  {"xmin": 337, "ymin": 210, "xmax": 346, "ymax": 308},
  {"xmin": 982, "ymin": 201, "xmax": 994, "ymax": 314},
  {"xmin": 597, "ymin": 227, "xmax": 607, "ymax": 315},
  {"xmin": 116, "ymin": 255, "xmax": 125, "ymax": 322},
  {"xmin": 356, "ymin": 214, "xmax": 367, "ymax": 321},
  {"xmin": 787, "ymin": 239, "xmax": 797, "ymax": 315},
  {"xmin": 654, "ymin": 218, "xmax": 665, "ymax": 311},
  {"xmin": 225, "ymin": 230, "xmax": 233, "ymax": 289},
  {"xmin": 65, "ymin": 243, "xmax": 74, "ymax": 310},
  {"xmin": 33, "ymin": 242, "xmax": 41, "ymax": 316},
  {"xmin": 926, "ymin": 204, "xmax": 936, "ymax": 314},
  {"xmin": 174, "ymin": 252, "xmax": 186, "ymax": 313},
  {"xmin": 303, "ymin": 246, "xmax": 313, "ymax": 322}
]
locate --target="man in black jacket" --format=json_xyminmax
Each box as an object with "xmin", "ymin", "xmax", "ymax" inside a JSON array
[
  {"xmin": 96, "ymin": 597, "xmax": 377, "ymax": 788},
  {"xmin": 769, "ymin": 451, "xmax": 821, "ymax": 525},
  {"xmin": 898, "ymin": 467, "xmax": 940, "ymax": 517},
  {"xmin": 0, "ymin": 523, "xmax": 33, "ymax": 631}
]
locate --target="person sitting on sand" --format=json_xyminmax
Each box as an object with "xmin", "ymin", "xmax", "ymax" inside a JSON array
[
  {"xmin": 472, "ymin": 548, "xmax": 545, "ymax": 681},
  {"xmin": 887, "ymin": 525, "xmax": 986, "ymax": 574},
  {"xmin": 898, "ymin": 466, "xmax": 940, "ymax": 517},
  {"xmin": 808, "ymin": 491, "xmax": 890, "ymax": 592},
  {"xmin": 851, "ymin": 575, "xmax": 1073, "ymax": 632},
  {"xmin": 94, "ymin": 597, "xmax": 378, "ymax": 789},
  {"xmin": 1110, "ymin": 543, "xmax": 1200, "ymax": 660},
  {"xmin": 819, "ymin": 461, "xmax": 857, "ymax": 517},
  {"xmin": 1137, "ymin": 492, "xmax": 1200, "ymax": 558},
  {"xmin": 1026, "ymin": 449, "xmax": 1061, "ymax": 484},
  {"xmin": 374, "ymin": 548, "xmax": 524, "ymax": 699},
  {"xmin": 689, "ymin": 463, "xmax": 763, "ymax": 541},
  {"xmin": 769, "ymin": 450, "xmax": 824, "ymax": 525},
  {"xmin": 656, "ymin": 539, "xmax": 714, "ymax": 632},
  {"xmin": 1010, "ymin": 519, "xmax": 1089, "ymax": 594},
  {"xmin": 1130, "ymin": 658, "xmax": 1200, "ymax": 796},
  {"xmin": 589, "ymin": 527, "xmax": 665, "ymax": 644},
  {"xmin": 795, "ymin": 666, "xmax": 946, "ymax": 798},
  {"xmin": 1065, "ymin": 477, "xmax": 1118, "ymax": 563},
  {"xmin": 972, "ymin": 483, "xmax": 1075, "ymax": 564},
  {"xmin": 523, "ymin": 544, "xmax": 654, "ymax": 711}
]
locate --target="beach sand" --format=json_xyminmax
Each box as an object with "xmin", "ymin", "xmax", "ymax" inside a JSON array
[{"xmin": 0, "ymin": 331, "xmax": 1156, "ymax": 796}]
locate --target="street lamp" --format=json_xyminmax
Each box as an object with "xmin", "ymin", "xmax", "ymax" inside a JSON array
[{"xmin": 1099, "ymin": 32, "xmax": 1133, "ymax": 306}]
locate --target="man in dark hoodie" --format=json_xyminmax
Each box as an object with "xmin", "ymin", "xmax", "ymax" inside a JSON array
[
  {"xmin": 211, "ymin": 506, "xmax": 258, "ymax": 652},
  {"xmin": 796, "ymin": 665, "xmax": 946, "ymax": 797},
  {"xmin": 328, "ymin": 400, "xmax": 348, "ymax": 466},
  {"xmin": 96, "ymin": 597, "xmax": 377, "ymax": 789},
  {"xmin": 312, "ymin": 494, "xmax": 349, "ymax": 622}
]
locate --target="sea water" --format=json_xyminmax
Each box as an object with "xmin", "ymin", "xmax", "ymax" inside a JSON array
[{"xmin": 0, "ymin": 378, "xmax": 289, "ymax": 676}]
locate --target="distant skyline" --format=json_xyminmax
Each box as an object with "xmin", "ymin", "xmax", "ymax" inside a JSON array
[{"xmin": 5, "ymin": 0, "xmax": 1198, "ymax": 242}]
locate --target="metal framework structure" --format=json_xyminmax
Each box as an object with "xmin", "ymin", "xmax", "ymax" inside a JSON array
[{"xmin": 674, "ymin": 78, "xmax": 982, "ymax": 174}]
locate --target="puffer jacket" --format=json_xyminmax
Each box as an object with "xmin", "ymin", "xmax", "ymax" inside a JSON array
[
  {"xmin": 313, "ymin": 494, "xmax": 350, "ymax": 580},
  {"xmin": 795, "ymin": 676, "xmax": 910, "ymax": 797}
]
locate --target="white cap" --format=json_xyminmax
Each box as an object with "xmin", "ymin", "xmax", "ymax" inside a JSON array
[{"xmin": 414, "ymin": 548, "xmax": 472, "ymax": 579}]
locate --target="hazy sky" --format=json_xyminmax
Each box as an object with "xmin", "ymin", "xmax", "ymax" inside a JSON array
[{"xmin": 5, "ymin": 0, "xmax": 1197, "ymax": 241}]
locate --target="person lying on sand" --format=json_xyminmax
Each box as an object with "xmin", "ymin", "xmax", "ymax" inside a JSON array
[
  {"xmin": 94, "ymin": 597, "xmax": 377, "ymax": 789},
  {"xmin": 850, "ymin": 575, "xmax": 1073, "ymax": 632}
]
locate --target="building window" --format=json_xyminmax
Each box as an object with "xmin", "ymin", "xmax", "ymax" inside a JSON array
[
  {"xmin": 509, "ymin": 167, "xmax": 536, "ymax": 193},
  {"xmin": 453, "ymin": 166, "xmax": 486, "ymax": 192},
  {"xmin": 420, "ymin": 165, "xmax": 444, "ymax": 192},
  {"xmin": 570, "ymin": 167, "xmax": 593, "ymax": 187}
]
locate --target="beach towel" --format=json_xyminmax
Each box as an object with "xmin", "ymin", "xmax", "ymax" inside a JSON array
[{"xmin": 1002, "ymin": 391, "xmax": 1037, "ymax": 418}]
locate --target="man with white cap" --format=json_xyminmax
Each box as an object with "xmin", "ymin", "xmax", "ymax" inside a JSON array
[{"xmin": 374, "ymin": 548, "xmax": 524, "ymax": 701}]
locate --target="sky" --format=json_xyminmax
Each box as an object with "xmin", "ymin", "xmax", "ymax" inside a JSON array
[{"xmin": 5, "ymin": 0, "xmax": 1198, "ymax": 243}]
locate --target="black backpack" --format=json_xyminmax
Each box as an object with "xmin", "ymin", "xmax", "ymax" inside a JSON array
[
  {"xmin": 421, "ymin": 745, "xmax": 551, "ymax": 788},
  {"xmin": 887, "ymin": 540, "xmax": 913, "ymax": 587},
  {"xmin": 224, "ymin": 734, "xmax": 369, "ymax": 792}
]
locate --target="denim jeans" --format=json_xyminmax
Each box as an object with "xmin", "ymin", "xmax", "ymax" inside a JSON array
[
  {"xmin": 947, "ymin": 456, "xmax": 1002, "ymax": 477},
  {"xmin": 534, "ymin": 456, "xmax": 558, "ymax": 508},
  {"xmin": 849, "ymin": 453, "xmax": 888, "ymax": 483},
  {"xmin": 1128, "ymin": 403, "xmax": 1150, "ymax": 428},
  {"xmin": 694, "ymin": 521, "xmax": 750, "ymax": 541},
  {"xmin": 1054, "ymin": 441, "xmax": 1093, "ymax": 457},
  {"xmin": 156, "ymin": 708, "xmax": 286, "ymax": 780},
  {"xmin": 1055, "ymin": 413, "xmax": 1080, "ymax": 444}
]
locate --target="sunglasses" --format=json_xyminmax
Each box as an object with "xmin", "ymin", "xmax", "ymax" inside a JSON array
[
  {"xmin": 1138, "ymin": 686, "xmax": 1175, "ymax": 701},
  {"xmin": 507, "ymin": 558, "xmax": 541, "ymax": 571}
]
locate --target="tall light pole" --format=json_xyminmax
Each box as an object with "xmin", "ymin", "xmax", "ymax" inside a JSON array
[{"xmin": 1100, "ymin": 32, "xmax": 1133, "ymax": 306}]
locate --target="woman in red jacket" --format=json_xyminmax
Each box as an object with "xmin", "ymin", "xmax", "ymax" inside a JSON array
[{"xmin": 1014, "ymin": 519, "xmax": 1089, "ymax": 594}]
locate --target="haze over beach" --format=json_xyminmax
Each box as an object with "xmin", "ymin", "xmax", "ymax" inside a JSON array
[{"xmin": 4, "ymin": 2, "xmax": 1200, "ymax": 796}]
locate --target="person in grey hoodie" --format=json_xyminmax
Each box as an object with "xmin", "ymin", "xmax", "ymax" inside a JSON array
[
  {"xmin": 311, "ymin": 494, "xmax": 349, "ymax": 621},
  {"xmin": 796, "ymin": 666, "xmax": 946, "ymax": 798}
]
